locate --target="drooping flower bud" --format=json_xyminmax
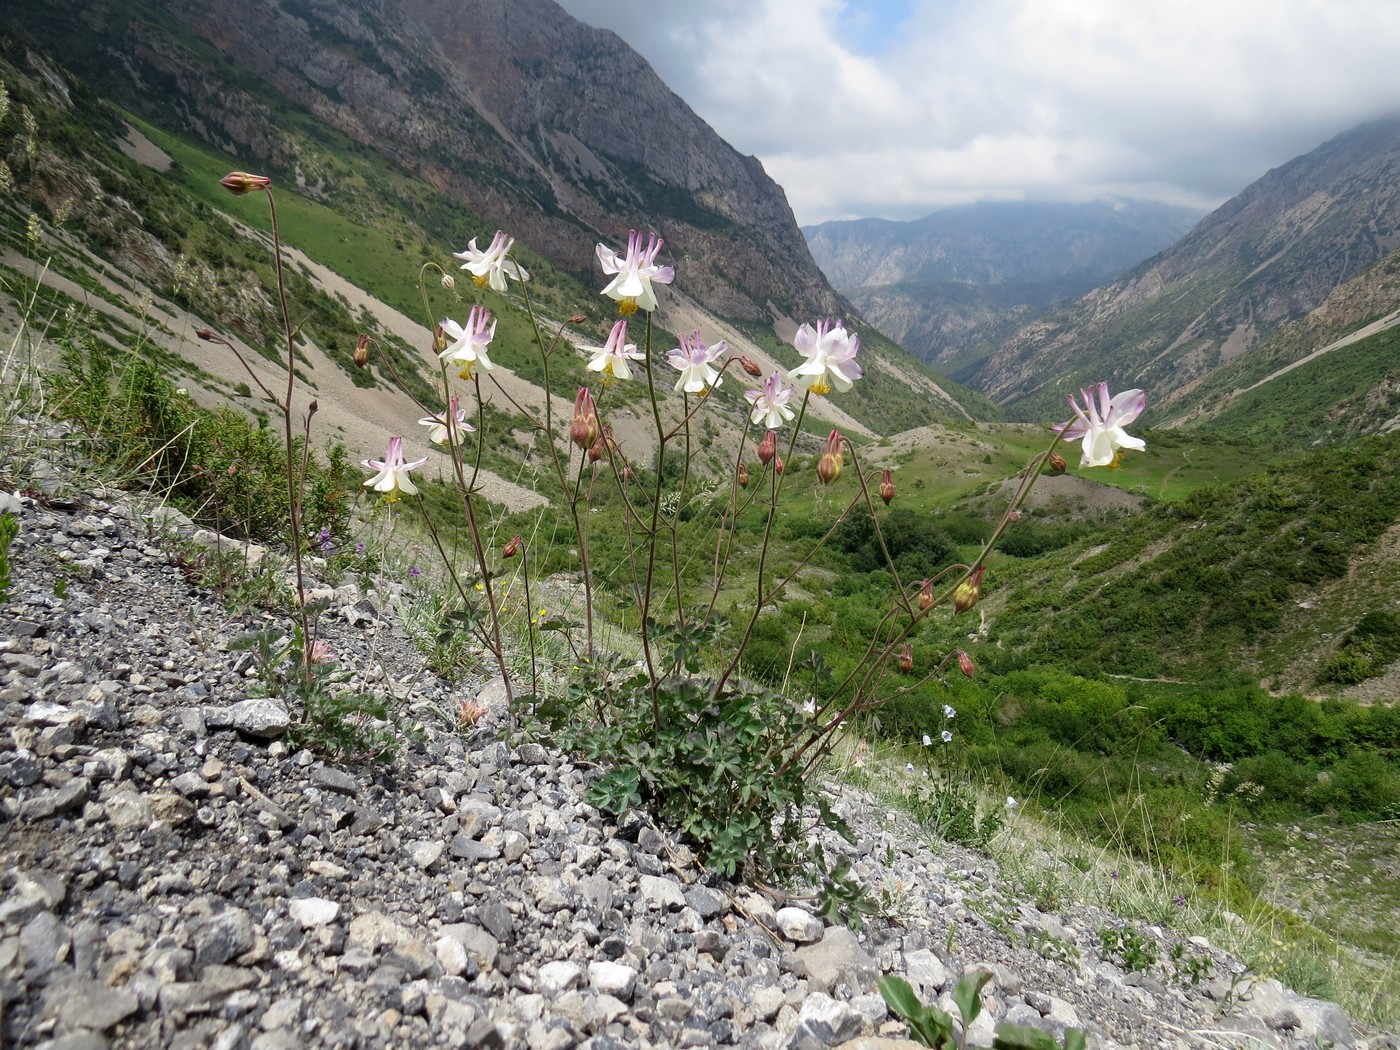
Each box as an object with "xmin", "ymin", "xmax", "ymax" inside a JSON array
[
  {"xmin": 1046, "ymin": 451, "xmax": 1067, "ymax": 476},
  {"xmin": 220, "ymin": 171, "xmax": 271, "ymax": 195},
  {"xmin": 432, "ymin": 323, "xmax": 449, "ymax": 356},
  {"xmin": 588, "ymin": 439, "xmax": 605, "ymax": 463},
  {"xmin": 918, "ymin": 579, "xmax": 933, "ymax": 611},
  {"xmin": 896, "ymin": 643, "xmax": 914, "ymax": 674},
  {"xmin": 737, "ymin": 463, "xmax": 750, "ymax": 489},
  {"xmin": 571, "ymin": 387, "xmax": 600, "ymax": 450},
  {"xmin": 1007, "ymin": 509, "xmax": 1022, "ymax": 523},
  {"xmin": 353, "ymin": 334, "xmax": 371, "ymax": 368},
  {"xmin": 774, "ymin": 455, "xmax": 785, "ymax": 476},
  {"xmin": 570, "ymin": 314, "xmax": 587, "ymax": 325},
  {"xmin": 816, "ymin": 429, "xmax": 843, "ymax": 485},
  {"xmin": 880, "ymin": 469, "xmax": 895, "ymax": 506},
  {"xmin": 739, "ymin": 356, "xmax": 763, "ymax": 377},
  {"xmin": 957, "ymin": 650, "xmax": 975, "ymax": 678},
  {"xmin": 953, "ymin": 565, "xmax": 985, "ymax": 614},
  {"xmin": 441, "ymin": 273, "xmax": 456, "ymax": 290},
  {"xmin": 758, "ymin": 429, "xmax": 776, "ymax": 466},
  {"xmin": 502, "ymin": 534, "xmax": 522, "ymax": 558}
]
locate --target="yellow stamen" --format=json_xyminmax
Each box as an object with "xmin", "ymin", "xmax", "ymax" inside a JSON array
[
  {"xmin": 473, "ymin": 275, "xmax": 488, "ymax": 288},
  {"xmin": 810, "ymin": 379, "xmax": 831, "ymax": 396},
  {"xmin": 457, "ymin": 362, "xmax": 475, "ymax": 381},
  {"xmin": 618, "ymin": 298, "xmax": 639, "ymax": 316}
]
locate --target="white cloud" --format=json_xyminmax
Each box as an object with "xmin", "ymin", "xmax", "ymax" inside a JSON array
[{"xmin": 556, "ymin": 0, "xmax": 1400, "ymax": 224}]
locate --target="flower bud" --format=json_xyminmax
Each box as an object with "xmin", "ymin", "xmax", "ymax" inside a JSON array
[
  {"xmin": 308, "ymin": 400, "xmax": 318, "ymax": 417},
  {"xmin": 774, "ymin": 455, "xmax": 784, "ymax": 476},
  {"xmin": 1007, "ymin": 509, "xmax": 1022, "ymax": 523},
  {"xmin": 432, "ymin": 323, "xmax": 448, "ymax": 356},
  {"xmin": 1047, "ymin": 451, "xmax": 1067, "ymax": 476},
  {"xmin": 917, "ymin": 579, "xmax": 933, "ymax": 611},
  {"xmin": 739, "ymin": 356, "xmax": 763, "ymax": 377},
  {"xmin": 588, "ymin": 439, "xmax": 605, "ymax": 463},
  {"xmin": 571, "ymin": 387, "xmax": 600, "ymax": 450},
  {"xmin": 570, "ymin": 314, "xmax": 587, "ymax": 325},
  {"xmin": 502, "ymin": 534, "xmax": 522, "ymax": 558},
  {"xmin": 441, "ymin": 273, "xmax": 456, "ymax": 290},
  {"xmin": 196, "ymin": 328, "xmax": 214, "ymax": 341},
  {"xmin": 737, "ymin": 463, "xmax": 750, "ymax": 489},
  {"xmin": 816, "ymin": 429, "xmax": 843, "ymax": 485},
  {"xmin": 758, "ymin": 429, "xmax": 776, "ymax": 466},
  {"xmin": 353, "ymin": 334, "xmax": 371, "ymax": 367},
  {"xmin": 896, "ymin": 643, "xmax": 914, "ymax": 674},
  {"xmin": 957, "ymin": 650, "xmax": 975, "ymax": 678},
  {"xmin": 880, "ymin": 469, "xmax": 895, "ymax": 506},
  {"xmin": 220, "ymin": 171, "xmax": 271, "ymax": 195},
  {"xmin": 953, "ymin": 564, "xmax": 985, "ymax": 614}
]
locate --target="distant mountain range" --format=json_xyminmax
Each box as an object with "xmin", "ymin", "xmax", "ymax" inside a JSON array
[{"xmin": 804, "ymin": 199, "xmax": 1202, "ymax": 377}]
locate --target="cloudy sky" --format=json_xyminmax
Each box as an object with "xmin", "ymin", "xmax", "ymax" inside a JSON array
[{"xmin": 554, "ymin": 0, "xmax": 1400, "ymax": 226}]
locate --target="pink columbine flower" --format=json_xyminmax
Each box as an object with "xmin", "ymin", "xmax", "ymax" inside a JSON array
[
  {"xmin": 583, "ymin": 320, "xmax": 645, "ymax": 384},
  {"xmin": 745, "ymin": 371, "xmax": 795, "ymax": 430},
  {"xmin": 418, "ymin": 395, "xmax": 474, "ymax": 446},
  {"xmin": 438, "ymin": 306, "xmax": 497, "ymax": 380},
  {"xmin": 596, "ymin": 230, "xmax": 674, "ymax": 315},
  {"xmin": 361, "ymin": 435, "xmax": 427, "ymax": 503},
  {"xmin": 666, "ymin": 330, "xmax": 726, "ymax": 394},
  {"xmin": 788, "ymin": 319, "xmax": 862, "ymax": 396},
  {"xmin": 453, "ymin": 231, "xmax": 529, "ymax": 291},
  {"xmin": 1052, "ymin": 383, "xmax": 1146, "ymax": 468}
]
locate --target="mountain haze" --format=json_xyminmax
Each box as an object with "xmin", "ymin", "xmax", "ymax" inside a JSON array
[
  {"xmin": 972, "ymin": 117, "xmax": 1400, "ymax": 420},
  {"xmin": 803, "ymin": 200, "xmax": 1201, "ymax": 377}
]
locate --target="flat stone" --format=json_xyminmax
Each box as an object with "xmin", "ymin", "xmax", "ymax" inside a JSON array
[
  {"xmin": 587, "ymin": 960, "xmax": 638, "ymax": 1000},
  {"xmin": 795, "ymin": 992, "xmax": 865, "ymax": 1045},
  {"xmin": 20, "ymin": 777, "xmax": 90, "ymax": 820},
  {"xmin": 310, "ymin": 765, "xmax": 359, "ymax": 796},
  {"xmin": 637, "ymin": 873, "xmax": 687, "ymax": 911},
  {"xmin": 289, "ymin": 897, "xmax": 341, "ymax": 928},
  {"xmin": 775, "ymin": 906, "xmax": 825, "ymax": 944},
  {"xmin": 537, "ymin": 960, "xmax": 584, "ymax": 994},
  {"xmin": 103, "ymin": 790, "xmax": 153, "ymax": 830},
  {"xmin": 793, "ymin": 926, "xmax": 878, "ymax": 994},
  {"xmin": 225, "ymin": 697, "xmax": 290, "ymax": 739},
  {"xmin": 50, "ymin": 978, "xmax": 140, "ymax": 1032}
]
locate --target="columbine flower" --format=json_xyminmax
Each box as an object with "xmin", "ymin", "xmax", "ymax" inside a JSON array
[
  {"xmin": 596, "ymin": 229, "xmax": 674, "ymax": 314},
  {"xmin": 816, "ymin": 430, "xmax": 843, "ymax": 485},
  {"xmin": 362, "ymin": 435, "xmax": 427, "ymax": 503},
  {"xmin": 666, "ymin": 330, "xmax": 726, "ymax": 394},
  {"xmin": 418, "ymin": 395, "xmax": 474, "ymax": 446},
  {"xmin": 788, "ymin": 319, "xmax": 862, "ymax": 396},
  {"xmin": 453, "ymin": 231, "xmax": 529, "ymax": 291},
  {"xmin": 1052, "ymin": 383, "xmax": 1146, "ymax": 468},
  {"xmin": 745, "ymin": 372, "xmax": 795, "ymax": 430},
  {"xmin": 880, "ymin": 469, "xmax": 895, "ymax": 506},
  {"xmin": 584, "ymin": 320, "xmax": 645, "ymax": 384},
  {"xmin": 802, "ymin": 697, "xmax": 817, "ymax": 718},
  {"xmin": 572, "ymin": 387, "xmax": 600, "ymax": 450},
  {"xmin": 439, "ymin": 306, "xmax": 497, "ymax": 380},
  {"xmin": 758, "ymin": 429, "xmax": 777, "ymax": 465},
  {"xmin": 941, "ymin": 730, "xmax": 953, "ymax": 744}
]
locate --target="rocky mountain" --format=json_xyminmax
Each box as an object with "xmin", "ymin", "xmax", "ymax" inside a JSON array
[
  {"xmin": 803, "ymin": 200, "xmax": 1201, "ymax": 377},
  {"xmin": 971, "ymin": 118, "xmax": 1400, "ymax": 420},
  {"xmin": 3, "ymin": 0, "xmax": 838, "ymax": 324}
]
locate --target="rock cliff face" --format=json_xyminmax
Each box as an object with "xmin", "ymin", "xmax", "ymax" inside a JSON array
[
  {"xmin": 971, "ymin": 118, "xmax": 1400, "ymax": 418},
  {"xmin": 5, "ymin": 0, "xmax": 841, "ymax": 323}
]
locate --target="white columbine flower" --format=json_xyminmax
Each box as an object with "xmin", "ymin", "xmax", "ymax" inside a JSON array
[
  {"xmin": 666, "ymin": 330, "xmax": 726, "ymax": 394},
  {"xmin": 584, "ymin": 320, "xmax": 645, "ymax": 384},
  {"xmin": 362, "ymin": 435, "xmax": 427, "ymax": 503},
  {"xmin": 453, "ymin": 231, "xmax": 529, "ymax": 291},
  {"xmin": 438, "ymin": 306, "xmax": 497, "ymax": 380},
  {"xmin": 596, "ymin": 229, "xmax": 674, "ymax": 315},
  {"xmin": 1053, "ymin": 382, "xmax": 1146, "ymax": 468},
  {"xmin": 788, "ymin": 319, "xmax": 862, "ymax": 396},
  {"xmin": 418, "ymin": 395, "xmax": 474, "ymax": 446},
  {"xmin": 745, "ymin": 371, "xmax": 796, "ymax": 430}
]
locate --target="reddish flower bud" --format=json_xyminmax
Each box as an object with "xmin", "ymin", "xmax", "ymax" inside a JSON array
[
  {"xmin": 621, "ymin": 465, "xmax": 635, "ymax": 481},
  {"xmin": 588, "ymin": 439, "xmax": 605, "ymax": 463},
  {"xmin": 739, "ymin": 356, "xmax": 763, "ymax": 377},
  {"xmin": 758, "ymin": 429, "xmax": 776, "ymax": 466},
  {"xmin": 570, "ymin": 314, "xmax": 587, "ymax": 325},
  {"xmin": 896, "ymin": 643, "xmax": 914, "ymax": 674},
  {"xmin": 953, "ymin": 564, "xmax": 985, "ymax": 614},
  {"xmin": 1007, "ymin": 509, "xmax": 1022, "ymax": 523},
  {"xmin": 880, "ymin": 469, "xmax": 895, "ymax": 505},
  {"xmin": 737, "ymin": 463, "xmax": 750, "ymax": 489},
  {"xmin": 353, "ymin": 334, "xmax": 371, "ymax": 368},
  {"xmin": 957, "ymin": 650, "xmax": 975, "ymax": 678},
  {"xmin": 571, "ymin": 387, "xmax": 600, "ymax": 450},
  {"xmin": 816, "ymin": 429, "xmax": 843, "ymax": 485},
  {"xmin": 227, "ymin": 463, "xmax": 238, "ymax": 477},
  {"xmin": 918, "ymin": 578, "xmax": 934, "ymax": 611},
  {"xmin": 432, "ymin": 323, "xmax": 449, "ymax": 356},
  {"xmin": 220, "ymin": 171, "xmax": 271, "ymax": 195},
  {"xmin": 308, "ymin": 400, "xmax": 318, "ymax": 416},
  {"xmin": 1047, "ymin": 451, "xmax": 1067, "ymax": 476},
  {"xmin": 774, "ymin": 455, "xmax": 784, "ymax": 476},
  {"xmin": 502, "ymin": 534, "xmax": 522, "ymax": 558}
]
